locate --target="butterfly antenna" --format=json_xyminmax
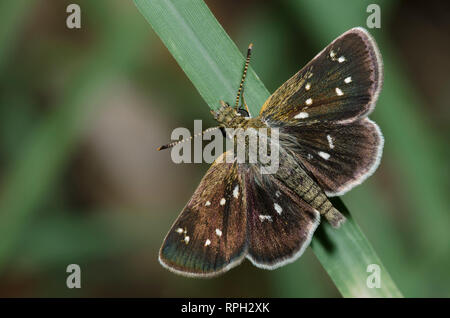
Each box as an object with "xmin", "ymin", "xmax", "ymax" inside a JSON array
[
  {"xmin": 157, "ymin": 127, "xmax": 220, "ymax": 151},
  {"xmin": 234, "ymin": 43, "xmax": 253, "ymax": 110}
]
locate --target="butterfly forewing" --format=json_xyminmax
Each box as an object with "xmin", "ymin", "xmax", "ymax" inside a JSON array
[
  {"xmin": 260, "ymin": 27, "xmax": 382, "ymax": 125},
  {"xmin": 159, "ymin": 152, "xmax": 247, "ymax": 277}
]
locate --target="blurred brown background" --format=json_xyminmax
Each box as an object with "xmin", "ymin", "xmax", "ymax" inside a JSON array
[{"xmin": 0, "ymin": 0, "xmax": 448, "ymax": 297}]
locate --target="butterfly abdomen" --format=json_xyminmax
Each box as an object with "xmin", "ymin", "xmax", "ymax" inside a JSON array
[{"xmin": 275, "ymin": 148, "xmax": 345, "ymax": 227}]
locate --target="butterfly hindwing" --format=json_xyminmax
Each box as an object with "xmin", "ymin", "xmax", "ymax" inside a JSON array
[
  {"xmin": 279, "ymin": 118, "xmax": 383, "ymax": 196},
  {"xmin": 242, "ymin": 166, "xmax": 320, "ymax": 269},
  {"xmin": 260, "ymin": 27, "xmax": 382, "ymax": 125},
  {"xmin": 159, "ymin": 153, "xmax": 247, "ymax": 277}
]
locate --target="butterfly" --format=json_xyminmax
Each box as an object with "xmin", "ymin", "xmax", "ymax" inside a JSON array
[{"xmin": 158, "ymin": 27, "xmax": 383, "ymax": 277}]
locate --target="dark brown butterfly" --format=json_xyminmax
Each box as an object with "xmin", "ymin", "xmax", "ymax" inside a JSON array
[{"xmin": 158, "ymin": 27, "xmax": 383, "ymax": 277}]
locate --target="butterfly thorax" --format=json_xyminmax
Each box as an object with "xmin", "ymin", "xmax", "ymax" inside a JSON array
[{"xmin": 212, "ymin": 103, "xmax": 266, "ymax": 129}]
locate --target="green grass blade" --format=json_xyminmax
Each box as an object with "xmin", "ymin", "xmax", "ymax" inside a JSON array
[
  {"xmin": 134, "ymin": 0, "xmax": 403, "ymax": 297},
  {"xmin": 313, "ymin": 198, "xmax": 402, "ymax": 297}
]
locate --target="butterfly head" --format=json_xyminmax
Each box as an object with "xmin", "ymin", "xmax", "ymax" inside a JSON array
[{"xmin": 211, "ymin": 100, "xmax": 248, "ymax": 128}]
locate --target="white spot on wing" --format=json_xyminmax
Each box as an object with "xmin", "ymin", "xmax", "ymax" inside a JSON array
[
  {"xmin": 233, "ymin": 185, "xmax": 239, "ymax": 199},
  {"xmin": 330, "ymin": 50, "xmax": 336, "ymax": 58},
  {"xmin": 220, "ymin": 198, "xmax": 226, "ymax": 206},
  {"xmin": 205, "ymin": 201, "xmax": 211, "ymax": 206},
  {"xmin": 259, "ymin": 215, "xmax": 273, "ymax": 222},
  {"xmin": 335, "ymin": 87, "xmax": 344, "ymax": 96},
  {"xmin": 176, "ymin": 228, "xmax": 184, "ymax": 234},
  {"xmin": 305, "ymin": 83, "xmax": 311, "ymax": 91},
  {"xmin": 215, "ymin": 228, "xmax": 222, "ymax": 237},
  {"xmin": 184, "ymin": 236, "xmax": 190, "ymax": 244},
  {"xmin": 204, "ymin": 239, "xmax": 211, "ymax": 246},
  {"xmin": 344, "ymin": 76, "xmax": 352, "ymax": 84},
  {"xmin": 294, "ymin": 112, "xmax": 309, "ymax": 119},
  {"xmin": 274, "ymin": 203, "xmax": 283, "ymax": 214},
  {"xmin": 338, "ymin": 56, "xmax": 346, "ymax": 63},
  {"xmin": 327, "ymin": 135, "xmax": 335, "ymax": 149},
  {"xmin": 305, "ymin": 98, "xmax": 313, "ymax": 105},
  {"xmin": 319, "ymin": 151, "xmax": 330, "ymax": 160},
  {"xmin": 275, "ymin": 191, "xmax": 281, "ymax": 198}
]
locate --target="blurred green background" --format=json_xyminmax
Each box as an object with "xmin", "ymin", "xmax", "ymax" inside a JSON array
[{"xmin": 0, "ymin": 0, "xmax": 449, "ymax": 297}]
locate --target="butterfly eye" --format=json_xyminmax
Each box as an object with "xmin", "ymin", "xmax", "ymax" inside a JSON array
[{"xmin": 237, "ymin": 107, "xmax": 249, "ymax": 117}]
